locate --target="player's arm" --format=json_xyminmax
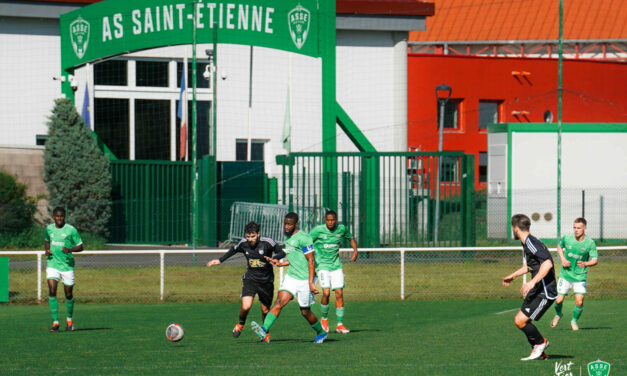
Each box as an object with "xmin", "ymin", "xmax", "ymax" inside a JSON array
[
  {"xmin": 44, "ymin": 240, "xmax": 51, "ymax": 257},
  {"xmin": 521, "ymin": 259, "xmax": 553, "ymax": 296},
  {"xmin": 502, "ymin": 264, "xmax": 529, "ymax": 286},
  {"xmin": 272, "ymin": 243, "xmax": 286, "ymax": 260},
  {"xmin": 265, "ymin": 256, "xmax": 289, "ymax": 267},
  {"xmin": 207, "ymin": 246, "xmax": 237, "ymax": 267},
  {"xmin": 305, "ymin": 251, "xmax": 318, "ymax": 294},
  {"xmin": 63, "ymin": 229, "xmax": 84, "ymax": 254},
  {"xmin": 349, "ymin": 238, "xmax": 358, "ymax": 262},
  {"xmin": 577, "ymin": 258, "xmax": 598, "ymax": 268},
  {"xmin": 556, "ymin": 243, "xmax": 570, "ymax": 268}
]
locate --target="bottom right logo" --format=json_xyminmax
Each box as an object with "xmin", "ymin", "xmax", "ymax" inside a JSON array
[{"xmin": 588, "ymin": 359, "xmax": 611, "ymax": 376}]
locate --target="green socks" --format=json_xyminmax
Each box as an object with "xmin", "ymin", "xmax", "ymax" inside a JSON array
[
  {"xmin": 336, "ymin": 307, "xmax": 345, "ymax": 324},
  {"xmin": 49, "ymin": 297, "xmax": 59, "ymax": 322},
  {"xmin": 572, "ymin": 304, "xmax": 583, "ymax": 323},
  {"xmin": 66, "ymin": 297, "xmax": 74, "ymax": 319},
  {"xmin": 554, "ymin": 302, "xmax": 563, "ymax": 317},
  {"xmin": 311, "ymin": 320, "xmax": 325, "ymax": 335},
  {"xmin": 321, "ymin": 304, "xmax": 329, "ymax": 319},
  {"xmin": 262, "ymin": 312, "xmax": 277, "ymax": 332}
]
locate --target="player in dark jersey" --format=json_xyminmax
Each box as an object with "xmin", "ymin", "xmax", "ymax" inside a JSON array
[
  {"xmin": 206, "ymin": 221, "xmax": 285, "ymax": 338},
  {"xmin": 502, "ymin": 214, "xmax": 557, "ymax": 361}
]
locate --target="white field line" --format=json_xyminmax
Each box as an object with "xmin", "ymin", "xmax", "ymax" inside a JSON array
[{"xmin": 495, "ymin": 308, "xmax": 520, "ymax": 315}]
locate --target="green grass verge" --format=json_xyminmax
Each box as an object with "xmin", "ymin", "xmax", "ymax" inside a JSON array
[
  {"xmin": 0, "ymin": 299, "xmax": 625, "ymax": 375},
  {"xmin": 7, "ymin": 256, "xmax": 626, "ymax": 303}
]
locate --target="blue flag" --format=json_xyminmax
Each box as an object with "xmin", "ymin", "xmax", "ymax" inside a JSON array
[{"xmin": 81, "ymin": 85, "xmax": 91, "ymax": 129}]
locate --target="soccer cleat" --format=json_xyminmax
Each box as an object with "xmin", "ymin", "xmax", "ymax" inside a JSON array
[
  {"xmin": 232, "ymin": 323, "xmax": 244, "ymax": 338},
  {"xmin": 251, "ymin": 321, "xmax": 269, "ymax": 343},
  {"xmin": 335, "ymin": 324, "xmax": 350, "ymax": 334},
  {"xmin": 550, "ymin": 315, "xmax": 561, "ymax": 328},
  {"xmin": 540, "ymin": 352, "xmax": 548, "ymax": 360},
  {"xmin": 50, "ymin": 322, "xmax": 60, "ymax": 332},
  {"xmin": 320, "ymin": 318, "xmax": 329, "ymax": 333},
  {"xmin": 314, "ymin": 332, "xmax": 328, "ymax": 344},
  {"xmin": 571, "ymin": 321, "xmax": 579, "ymax": 331},
  {"xmin": 521, "ymin": 338, "xmax": 549, "ymax": 361},
  {"xmin": 66, "ymin": 319, "xmax": 74, "ymax": 332}
]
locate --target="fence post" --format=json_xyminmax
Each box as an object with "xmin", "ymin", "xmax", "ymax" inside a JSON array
[
  {"xmin": 160, "ymin": 252, "xmax": 165, "ymax": 301},
  {"xmin": 37, "ymin": 252, "xmax": 42, "ymax": 303},
  {"xmin": 400, "ymin": 249, "xmax": 405, "ymax": 300}
]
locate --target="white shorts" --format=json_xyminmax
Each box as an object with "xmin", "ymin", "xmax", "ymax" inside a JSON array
[
  {"xmin": 279, "ymin": 274, "xmax": 315, "ymax": 308},
  {"xmin": 317, "ymin": 269, "xmax": 345, "ymax": 290},
  {"xmin": 46, "ymin": 267, "xmax": 75, "ymax": 286},
  {"xmin": 557, "ymin": 277, "xmax": 587, "ymax": 295}
]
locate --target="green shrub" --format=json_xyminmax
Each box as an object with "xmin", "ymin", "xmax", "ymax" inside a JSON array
[{"xmin": 0, "ymin": 171, "xmax": 36, "ymax": 234}]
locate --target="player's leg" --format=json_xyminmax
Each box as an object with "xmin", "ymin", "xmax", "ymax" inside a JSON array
[
  {"xmin": 551, "ymin": 278, "xmax": 569, "ymax": 327},
  {"xmin": 517, "ymin": 295, "xmax": 551, "ymax": 360},
  {"xmin": 317, "ymin": 270, "xmax": 331, "ymax": 332},
  {"xmin": 62, "ymin": 270, "xmax": 75, "ymax": 331},
  {"xmin": 571, "ymin": 283, "xmax": 586, "ymax": 331},
  {"xmin": 296, "ymin": 287, "xmax": 326, "ymax": 343},
  {"xmin": 257, "ymin": 281, "xmax": 274, "ymax": 323},
  {"xmin": 331, "ymin": 269, "xmax": 348, "ymax": 333},
  {"xmin": 233, "ymin": 296, "xmax": 253, "ymax": 338},
  {"xmin": 251, "ymin": 290, "xmax": 292, "ymax": 341},
  {"xmin": 46, "ymin": 268, "xmax": 60, "ymax": 332}
]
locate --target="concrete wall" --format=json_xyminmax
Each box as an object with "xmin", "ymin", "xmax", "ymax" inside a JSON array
[{"xmin": 0, "ymin": 146, "xmax": 48, "ymax": 220}]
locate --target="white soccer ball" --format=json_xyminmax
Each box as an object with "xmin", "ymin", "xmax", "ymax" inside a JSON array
[{"xmin": 166, "ymin": 323, "xmax": 184, "ymax": 342}]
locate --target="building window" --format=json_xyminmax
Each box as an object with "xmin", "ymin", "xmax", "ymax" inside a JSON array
[
  {"xmin": 135, "ymin": 100, "xmax": 170, "ymax": 160},
  {"xmin": 177, "ymin": 62, "xmax": 211, "ymax": 89},
  {"xmin": 94, "ymin": 59, "xmax": 127, "ymax": 86},
  {"xmin": 437, "ymin": 99, "xmax": 461, "ymax": 129},
  {"xmin": 94, "ymin": 98, "xmax": 129, "ymax": 159},
  {"xmin": 479, "ymin": 152, "xmax": 487, "ymax": 183},
  {"xmin": 235, "ymin": 139, "xmax": 265, "ymax": 161},
  {"xmin": 176, "ymin": 100, "xmax": 211, "ymax": 160},
  {"xmin": 235, "ymin": 139, "xmax": 248, "ymax": 161},
  {"xmin": 440, "ymin": 156, "xmax": 459, "ymax": 182},
  {"xmin": 35, "ymin": 135, "xmax": 47, "ymax": 146},
  {"xmin": 136, "ymin": 61, "xmax": 168, "ymax": 87},
  {"xmin": 479, "ymin": 100, "xmax": 501, "ymax": 129}
]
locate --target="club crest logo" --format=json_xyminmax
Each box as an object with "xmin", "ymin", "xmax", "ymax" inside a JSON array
[
  {"xmin": 288, "ymin": 4, "xmax": 310, "ymax": 50},
  {"xmin": 588, "ymin": 359, "xmax": 611, "ymax": 376},
  {"xmin": 70, "ymin": 16, "xmax": 90, "ymax": 59}
]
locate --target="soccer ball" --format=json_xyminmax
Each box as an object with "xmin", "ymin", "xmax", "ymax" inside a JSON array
[{"xmin": 166, "ymin": 323, "xmax": 184, "ymax": 342}]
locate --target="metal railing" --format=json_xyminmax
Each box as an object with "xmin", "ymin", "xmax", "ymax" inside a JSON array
[{"xmin": 3, "ymin": 246, "xmax": 625, "ymax": 303}]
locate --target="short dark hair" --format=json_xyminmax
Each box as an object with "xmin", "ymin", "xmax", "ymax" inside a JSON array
[
  {"xmin": 285, "ymin": 212, "xmax": 299, "ymax": 223},
  {"xmin": 511, "ymin": 214, "xmax": 531, "ymax": 232},
  {"xmin": 574, "ymin": 217, "xmax": 587, "ymax": 226},
  {"xmin": 325, "ymin": 210, "xmax": 337, "ymax": 218},
  {"xmin": 244, "ymin": 221, "xmax": 260, "ymax": 234},
  {"xmin": 52, "ymin": 206, "xmax": 66, "ymax": 215}
]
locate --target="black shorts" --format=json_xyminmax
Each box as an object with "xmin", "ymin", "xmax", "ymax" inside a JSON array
[
  {"xmin": 241, "ymin": 279, "xmax": 274, "ymax": 307},
  {"xmin": 521, "ymin": 292, "xmax": 555, "ymax": 321}
]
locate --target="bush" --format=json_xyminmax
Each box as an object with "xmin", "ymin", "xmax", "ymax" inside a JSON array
[
  {"xmin": 0, "ymin": 171, "xmax": 36, "ymax": 234},
  {"xmin": 0, "ymin": 223, "xmax": 107, "ymax": 250},
  {"xmin": 44, "ymin": 98, "xmax": 112, "ymax": 238}
]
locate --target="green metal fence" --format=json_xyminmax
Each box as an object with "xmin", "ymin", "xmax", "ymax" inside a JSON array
[
  {"xmin": 110, "ymin": 160, "xmax": 192, "ymax": 244},
  {"xmin": 280, "ymin": 152, "xmax": 476, "ymax": 248}
]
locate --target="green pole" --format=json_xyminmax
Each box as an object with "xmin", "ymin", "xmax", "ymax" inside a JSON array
[
  {"xmin": 321, "ymin": 0, "xmax": 337, "ymax": 210},
  {"xmin": 557, "ymin": 0, "xmax": 563, "ymax": 240},
  {"xmin": 212, "ymin": 24, "xmax": 217, "ymax": 158},
  {"xmin": 191, "ymin": 0, "xmax": 199, "ymax": 249}
]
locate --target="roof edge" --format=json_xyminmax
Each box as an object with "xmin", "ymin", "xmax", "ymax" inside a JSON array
[{"xmin": 337, "ymin": 0, "xmax": 435, "ymax": 16}]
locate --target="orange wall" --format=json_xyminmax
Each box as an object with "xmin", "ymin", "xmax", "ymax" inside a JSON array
[{"xmin": 407, "ymin": 54, "xmax": 627, "ymax": 188}]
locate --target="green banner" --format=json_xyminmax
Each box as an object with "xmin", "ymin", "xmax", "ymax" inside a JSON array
[{"xmin": 60, "ymin": 0, "xmax": 322, "ymax": 71}]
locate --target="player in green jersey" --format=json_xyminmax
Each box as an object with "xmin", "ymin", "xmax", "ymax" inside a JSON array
[
  {"xmin": 309, "ymin": 210, "xmax": 358, "ymax": 334},
  {"xmin": 251, "ymin": 212, "xmax": 328, "ymax": 343},
  {"xmin": 550, "ymin": 217, "xmax": 598, "ymax": 331},
  {"xmin": 44, "ymin": 207, "xmax": 83, "ymax": 332}
]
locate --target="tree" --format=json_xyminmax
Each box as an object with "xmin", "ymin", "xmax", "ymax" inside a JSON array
[
  {"xmin": 44, "ymin": 98, "xmax": 111, "ymax": 238},
  {"xmin": 0, "ymin": 170, "xmax": 36, "ymax": 234}
]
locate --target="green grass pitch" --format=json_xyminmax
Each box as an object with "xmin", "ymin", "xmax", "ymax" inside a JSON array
[{"xmin": 1, "ymin": 299, "xmax": 625, "ymax": 375}]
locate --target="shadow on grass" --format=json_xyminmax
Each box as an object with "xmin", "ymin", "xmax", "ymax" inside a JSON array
[
  {"xmin": 579, "ymin": 327, "xmax": 612, "ymax": 330},
  {"xmin": 73, "ymin": 327, "xmax": 113, "ymax": 331},
  {"xmin": 546, "ymin": 355, "xmax": 575, "ymax": 360},
  {"xmin": 347, "ymin": 329, "xmax": 382, "ymax": 333}
]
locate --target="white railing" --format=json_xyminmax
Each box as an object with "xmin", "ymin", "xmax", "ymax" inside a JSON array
[{"xmin": 3, "ymin": 246, "xmax": 626, "ymax": 302}]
